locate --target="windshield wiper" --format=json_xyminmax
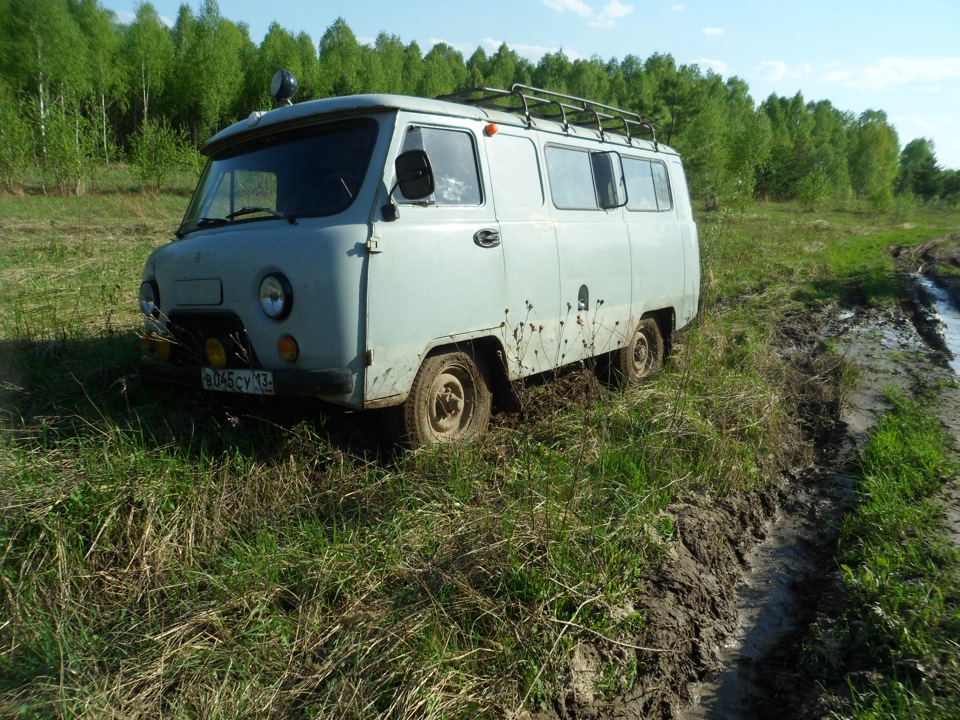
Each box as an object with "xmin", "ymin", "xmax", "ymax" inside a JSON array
[
  {"xmin": 177, "ymin": 216, "xmax": 228, "ymax": 237},
  {"xmin": 196, "ymin": 216, "xmax": 230, "ymax": 228},
  {"xmin": 226, "ymin": 206, "xmax": 295, "ymax": 223},
  {"xmin": 180, "ymin": 208, "xmax": 296, "ymax": 237}
]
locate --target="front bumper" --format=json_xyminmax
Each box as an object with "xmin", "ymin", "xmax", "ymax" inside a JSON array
[{"xmin": 139, "ymin": 356, "xmax": 355, "ymax": 397}]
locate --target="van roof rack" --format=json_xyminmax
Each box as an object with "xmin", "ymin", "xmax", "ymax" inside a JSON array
[{"xmin": 438, "ymin": 83, "xmax": 658, "ymax": 150}]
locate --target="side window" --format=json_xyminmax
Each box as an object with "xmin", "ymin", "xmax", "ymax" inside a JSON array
[
  {"xmin": 651, "ymin": 161, "xmax": 673, "ymax": 210},
  {"xmin": 399, "ymin": 126, "xmax": 481, "ymax": 206},
  {"xmin": 546, "ymin": 146, "xmax": 597, "ymax": 210},
  {"xmin": 546, "ymin": 146, "xmax": 626, "ymax": 210},
  {"xmin": 624, "ymin": 157, "xmax": 673, "ymax": 211}
]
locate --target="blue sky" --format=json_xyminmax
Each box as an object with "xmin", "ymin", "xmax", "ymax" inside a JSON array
[{"xmin": 102, "ymin": 0, "xmax": 960, "ymax": 169}]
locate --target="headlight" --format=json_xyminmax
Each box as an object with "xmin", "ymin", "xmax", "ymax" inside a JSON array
[
  {"xmin": 139, "ymin": 281, "xmax": 160, "ymax": 317},
  {"xmin": 259, "ymin": 273, "xmax": 293, "ymax": 320}
]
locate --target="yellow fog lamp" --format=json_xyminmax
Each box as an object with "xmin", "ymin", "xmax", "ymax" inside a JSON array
[
  {"xmin": 277, "ymin": 334, "xmax": 299, "ymax": 363},
  {"xmin": 155, "ymin": 336, "xmax": 172, "ymax": 362},
  {"xmin": 204, "ymin": 337, "xmax": 229, "ymax": 369}
]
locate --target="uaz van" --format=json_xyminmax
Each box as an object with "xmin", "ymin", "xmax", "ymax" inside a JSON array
[{"xmin": 138, "ymin": 73, "xmax": 700, "ymax": 445}]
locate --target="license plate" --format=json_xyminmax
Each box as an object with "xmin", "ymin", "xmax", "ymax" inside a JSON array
[{"xmin": 201, "ymin": 367, "xmax": 274, "ymax": 395}]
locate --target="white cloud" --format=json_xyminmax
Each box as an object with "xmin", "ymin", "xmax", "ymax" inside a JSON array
[
  {"xmin": 590, "ymin": 1, "xmax": 635, "ymax": 28},
  {"xmin": 823, "ymin": 57, "xmax": 960, "ymax": 90},
  {"xmin": 753, "ymin": 60, "xmax": 812, "ymax": 82},
  {"xmin": 696, "ymin": 58, "xmax": 729, "ymax": 75},
  {"xmin": 542, "ymin": 0, "xmax": 593, "ymax": 17},
  {"xmin": 673, "ymin": 4, "xmax": 686, "ymax": 11},
  {"xmin": 702, "ymin": 27, "xmax": 724, "ymax": 37},
  {"xmin": 480, "ymin": 37, "xmax": 584, "ymax": 62},
  {"xmin": 542, "ymin": 0, "xmax": 634, "ymax": 28}
]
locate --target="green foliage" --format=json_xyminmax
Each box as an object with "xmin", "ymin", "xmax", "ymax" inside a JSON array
[
  {"xmin": 38, "ymin": 102, "xmax": 98, "ymax": 194},
  {"xmin": 849, "ymin": 110, "xmax": 900, "ymax": 210},
  {"xmin": 898, "ymin": 137, "xmax": 941, "ymax": 202},
  {"xmin": 0, "ymin": 85, "xmax": 31, "ymax": 188},
  {"xmin": 121, "ymin": 1, "xmax": 174, "ymax": 123},
  {"xmin": 129, "ymin": 117, "xmax": 200, "ymax": 191},
  {"xmin": 797, "ymin": 164, "xmax": 831, "ymax": 211}
]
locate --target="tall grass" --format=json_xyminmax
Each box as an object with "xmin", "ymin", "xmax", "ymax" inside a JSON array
[
  {"xmin": 840, "ymin": 389, "xmax": 960, "ymax": 719},
  {"xmin": 2, "ymin": 190, "xmax": 959, "ymax": 716}
]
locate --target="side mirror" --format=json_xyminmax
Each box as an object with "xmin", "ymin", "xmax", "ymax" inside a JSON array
[{"xmin": 395, "ymin": 150, "xmax": 435, "ymax": 201}]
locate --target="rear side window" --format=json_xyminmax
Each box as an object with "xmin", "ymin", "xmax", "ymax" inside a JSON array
[
  {"xmin": 624, "ymin": 157, "xmax": 673, "ymax": 212},
  {"xmin": 546, "ymin": 146, "xmax": 597, "ymax": 210},
  {"xmin": 400, "ymin": 126, "xmax": 482, "ymax": 206},
  {"xmin": 546, "ymin": 146, "xmax": 625, "ymax": 210}
]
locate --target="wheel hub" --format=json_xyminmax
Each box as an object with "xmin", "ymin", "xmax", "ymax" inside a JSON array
[{"xmin": 431, "ymin": 371, "xmax": 468, "ymax": 435}]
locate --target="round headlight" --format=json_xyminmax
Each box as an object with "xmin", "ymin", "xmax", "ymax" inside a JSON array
[
  {"xmin": 259, "ymin": 273, "xmax": 292, "ymax": 320},
  {"xmin": 139, "ymin": 281, "xmax": 159, "ymax": 317}
]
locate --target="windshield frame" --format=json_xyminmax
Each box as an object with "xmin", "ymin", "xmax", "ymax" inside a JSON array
[{"xmin": 178, "ymin": 118, "xmax": 379, "ymax": 237}]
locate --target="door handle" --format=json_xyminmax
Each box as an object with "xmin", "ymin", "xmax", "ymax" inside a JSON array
[{"xmin": 474, "ymin": 228, "xmax": 501, "ymax": 248}]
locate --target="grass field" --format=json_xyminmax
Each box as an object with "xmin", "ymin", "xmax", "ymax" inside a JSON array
[{"xmin": 1, "ymin": 189, "xmax": 959, "ymax": 717}]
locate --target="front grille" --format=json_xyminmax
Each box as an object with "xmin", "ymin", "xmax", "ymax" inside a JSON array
[{"xmin": 165, "ymin": 311, "xmax": 259, "ymax": 368}]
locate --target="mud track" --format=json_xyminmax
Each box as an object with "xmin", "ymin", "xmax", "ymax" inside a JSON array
[{"xmin": 529, "ymin": 235, "xmax": 960, "ymax": 720}]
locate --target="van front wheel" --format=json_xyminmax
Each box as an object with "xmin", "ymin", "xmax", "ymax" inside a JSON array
[
  {"xmin": 613, "ymin": 318, "xmax": 664, "ymax": 384},
  {"xmin": 403, "ymin": 350, "xmax": 492, "ymax": 446}
]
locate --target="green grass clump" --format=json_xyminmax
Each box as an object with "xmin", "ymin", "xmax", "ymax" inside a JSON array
[{"xmin": 840, "ymin": 388, "xmax": 960, "ymax": 719}]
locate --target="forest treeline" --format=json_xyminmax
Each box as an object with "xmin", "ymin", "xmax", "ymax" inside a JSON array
[{"xmin": 1, "ymin": 0, "xmax": 958, "ymax": 208}]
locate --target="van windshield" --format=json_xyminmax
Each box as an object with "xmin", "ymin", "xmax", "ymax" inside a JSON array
[{"xmin": 179, "ymin": 119, "xmax": 378, "ymax": 236}]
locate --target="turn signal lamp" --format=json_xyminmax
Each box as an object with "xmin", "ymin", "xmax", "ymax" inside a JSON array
[
  {"xmin": 485, "ymin": 123, "xmax": 499, "ymax": 136},
  {"xmin": 277, "ymin": 334, "xmax": 299, "ymax": 363},
  {"xmin": 204, "ymin": 338, "xmax": 228, "ymax": 369},
  {"xmin": 140, "ymin": 334, "xmax": 172, "ymax": 362}
]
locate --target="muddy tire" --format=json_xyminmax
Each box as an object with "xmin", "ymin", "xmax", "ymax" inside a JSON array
[
  {"xmin": 402, "ymin": 350, "xmax": 492, "ymax": 447},
  {"xmin": 612, "ymin": 317, "xmax": 664, "ymax": 384}
]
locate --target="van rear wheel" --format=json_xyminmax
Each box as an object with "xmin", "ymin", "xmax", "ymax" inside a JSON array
[
  {"xmin": 613, "ymin": 317, "xmax": 664, "ymax": 384},
  {"xmin": 403, "ymin": 350, "xmax": 492, "ymax": 447}
]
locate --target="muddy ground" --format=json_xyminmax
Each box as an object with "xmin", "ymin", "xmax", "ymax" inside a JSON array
[{"xmin": 530, "ymin": 233, "xmax": 960, "ymax": 720}]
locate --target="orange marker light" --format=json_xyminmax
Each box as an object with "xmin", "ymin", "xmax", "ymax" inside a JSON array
[
  {"xmin": 277, "ymin": 334, "xmax": 299, "ymax": 363},
  {"xmin": 485, "ymin": 123, "xmax": 499, "ymax": 136}
]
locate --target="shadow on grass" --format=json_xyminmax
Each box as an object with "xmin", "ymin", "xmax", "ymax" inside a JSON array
[{"xmin": 0, "ymin": 334, "xmax": 391, "ymax": 464}]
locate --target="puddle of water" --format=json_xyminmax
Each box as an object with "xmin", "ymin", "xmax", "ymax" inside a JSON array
[{"xmin": 916, "ymin": 275, "xmax": 960, "ymax": 374}]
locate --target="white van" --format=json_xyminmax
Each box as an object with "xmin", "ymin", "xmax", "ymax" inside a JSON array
[{"xmin": 138, "ymin": 75, "xmax": 700, "ymax": 445}]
